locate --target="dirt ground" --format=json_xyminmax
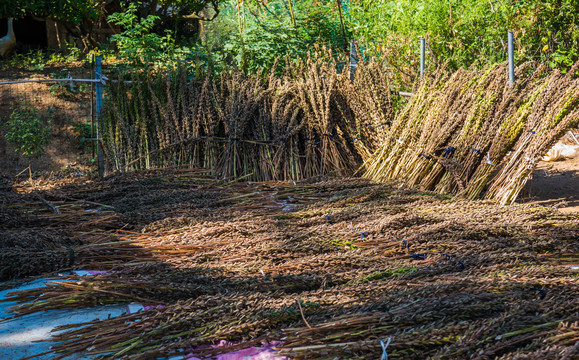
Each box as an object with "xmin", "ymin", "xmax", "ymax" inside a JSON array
[
  {"xmin": 524, "ymin": 158, "xmax": 579, "ymax": 213},
  {"xmin": 0, "ymin": 64, "xmax": 94, "ymax": 178}
]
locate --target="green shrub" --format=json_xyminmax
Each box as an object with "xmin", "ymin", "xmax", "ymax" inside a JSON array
[
  {"xmin": 108, "ymin": 3, "xmax": 189, "ymax": 69},
  {"xmin": 5, "ymin": 102, "xmax": 52, "ymax": 177},
  {"xmin": 72, "ymin": 121, "xmax": 92, "ymax": 154}
]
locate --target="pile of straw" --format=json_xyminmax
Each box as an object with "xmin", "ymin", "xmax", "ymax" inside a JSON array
[
  {"xmin": 102, "ymin": 52, "xmax": 393, "ymax": 181},
  {"xmin": 364, "ymin": 62, "xmax": 579, "ymax": 204},
  {"xmin": 0, "ymin": 173, "xmax": 164, "ymax": 282},
  {"xmin": 3, "ymin": 169, "xmax": 577, "ymax": 359}
]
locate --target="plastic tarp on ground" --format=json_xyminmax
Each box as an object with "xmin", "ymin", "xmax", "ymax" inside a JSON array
[
  {"xmin": 0, "ymin": 271, "xmax": 141, "ymax": 359},
  {"xmin": 543, "ymin": 130, "xmax": 579, "ymax": 161},
  {"xmin": 179, "ymin": 340, "xmax": 286, "ymax": 360},
  {"xmin": 0, "ymin": 272, "xmax": 287, "ymax": 360}
]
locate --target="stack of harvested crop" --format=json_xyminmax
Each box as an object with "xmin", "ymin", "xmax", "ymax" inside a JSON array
[
  {"xmin": 2, "ymin": 170, "xmax": 576, "ymax": 359},
  {"xmin": 364, "ymin": 62, "xmax": 579, "ymax": 204},
  {"xmin": 101, "ymin": 51, "xmax": 393, "ymax": 181}
]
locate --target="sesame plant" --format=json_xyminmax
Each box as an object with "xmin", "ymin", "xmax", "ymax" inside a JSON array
[
  {"xmin": 364, "ymin": 61, "xmax": 579, "ymax": 205},
  {"xmin": 100, "ymin": 49, "xmax": 394, "ymax": 181}
]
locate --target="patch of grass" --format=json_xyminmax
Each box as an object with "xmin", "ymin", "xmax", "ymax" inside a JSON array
[
  {"xmin": 328, "ymin": 238, "xmax": 359, "ymax": 249},
  {"xmin": 358, "ymin": 266, "xmax": 418, "ymax": 283},
  {"xmin": 485, "ymin": 271, "xmax": 508, "ymax": 278},
  {"xmin": 1, "ymin": 47, "xmax": 89, "ymax": 71}
]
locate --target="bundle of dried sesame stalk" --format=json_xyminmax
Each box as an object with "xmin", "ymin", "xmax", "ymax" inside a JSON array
[
  {"xmin": 364, "ymin": 61, "xmax": 579, "ymax": 204},
  {"xmin": 102, "ymin": 50, "xmax": 393, "ymax": 181}
]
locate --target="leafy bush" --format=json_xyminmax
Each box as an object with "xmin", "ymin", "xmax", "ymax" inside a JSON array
[
  {"xmin": 5, "ymin": 102, "xmax": 52, "ymax": 175},
  {"xmin": 204, "ymin": 0, "xmax": 351, "ymax": 73},
  {"xmin": 349, "ymin": 0, "xmax": 579, "ymax": 78},
  {"xmin": 72, "ymin": 121, "xmax": 93, "ymax": 154},
  {"xmin": 108, "ymin": 3, "xmax": 189, "ymax": 69}
]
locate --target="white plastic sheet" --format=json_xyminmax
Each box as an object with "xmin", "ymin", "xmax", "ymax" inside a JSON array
[
  {"xmin": 1, "ymin": 273, "xmax": 286, "ymax": 359},
  {"xmin": 0, "ymin": 273, "xmax": 142, "ymax": 359}
]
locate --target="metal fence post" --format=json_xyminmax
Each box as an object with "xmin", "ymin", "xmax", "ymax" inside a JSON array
[
  {"xmin": 95, "ymin": 56, "xmax": 105, "ymax": 178},
  {"xmin": 508, "ymin": 32, "xmax": 515, "ymax": 86},
  {"xmin": 90, "ymin": 55, "xmax": 95, "ymax": 159},
  {"xmin": 420, "ymin": 38, "xmax": 425, "ymax": 77},
  {"xmin": 350, "ymin": 39, "xmax": 357, "ymax": 82}
]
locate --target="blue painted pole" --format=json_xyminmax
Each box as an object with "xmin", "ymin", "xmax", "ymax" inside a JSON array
[
  {"xmin": 420, "ymin": 38, "xmax": 425, "ymax": 77},
  {"xmin": 95, "ymin": 56, "xmax": 105, "ymax": 178},
  {"xmin": 350, "ymin": 39, "xmax": 357, "ymax": 82},
  {"xmin": 508, "ymin": 32, "xmax": 515, "ymax": 86}
]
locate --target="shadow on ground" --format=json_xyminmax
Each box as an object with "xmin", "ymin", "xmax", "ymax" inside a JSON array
[{"xmin": 523, "ymin": 157, "xmax": 579, "ymax": 213}]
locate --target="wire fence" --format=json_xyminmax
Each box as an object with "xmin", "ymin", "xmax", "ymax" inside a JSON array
[
  {"xmin": 0, "ymin": 46, "xmax": 400, "ymax": 178},
  {"xmin": 1, "ymin": 33, "xmax": 515, "ymax": 178}
]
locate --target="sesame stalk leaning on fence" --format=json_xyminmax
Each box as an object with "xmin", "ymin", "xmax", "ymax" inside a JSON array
[
  {"xmin": 364, "ymin": 61, "xmax": 579, "ymax": 204},
  {"xmin": 100, "ymin": 51, "xmax": 385, "ymax": 181}
]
